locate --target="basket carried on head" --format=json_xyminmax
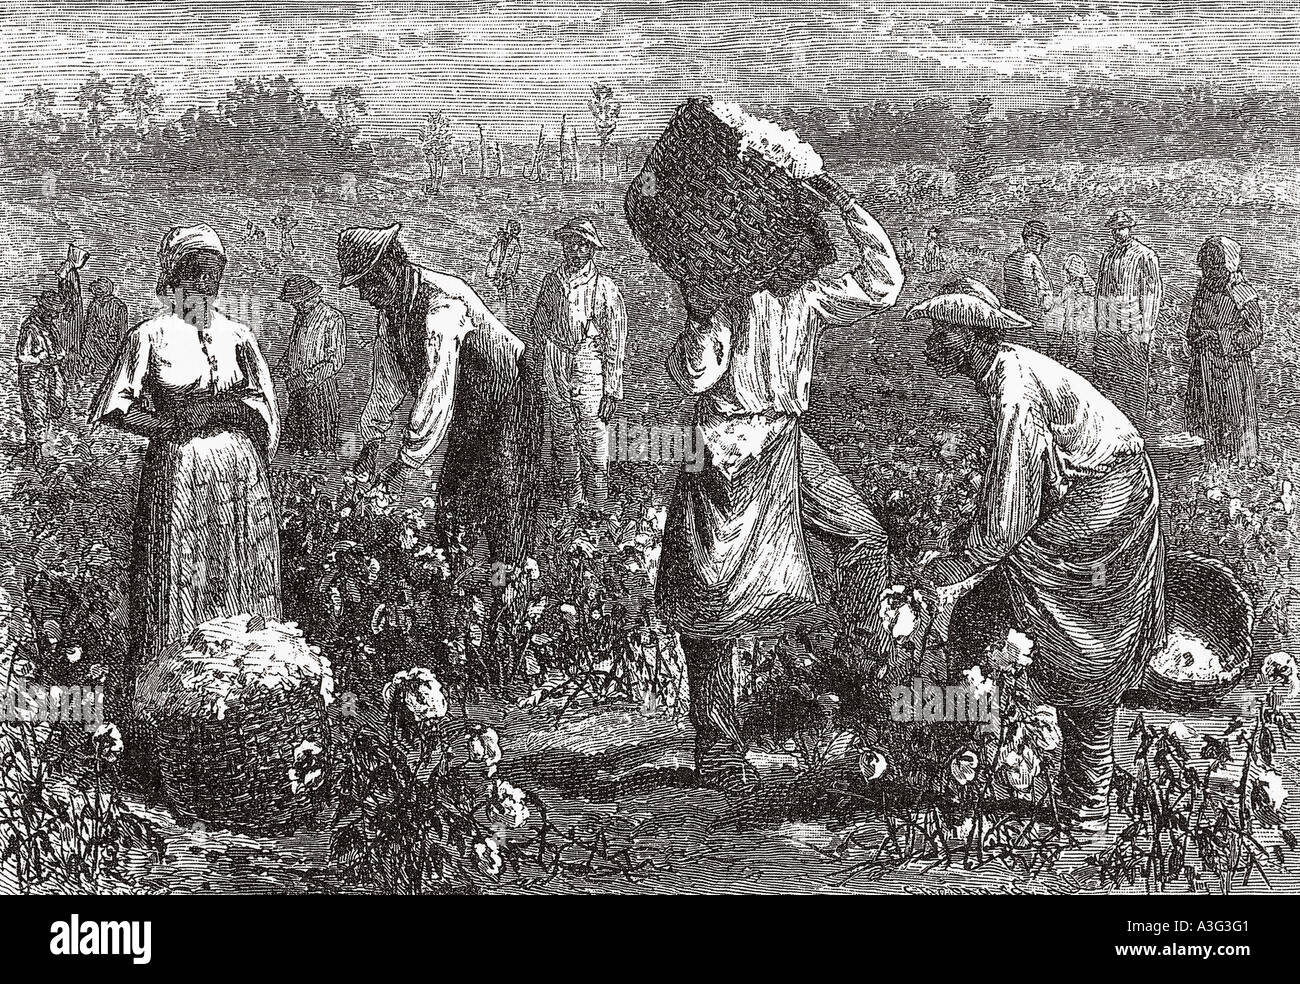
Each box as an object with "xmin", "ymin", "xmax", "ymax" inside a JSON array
[
  {"xmin": 625, "ymin": 97, "xmax": 836, "ymax": 309},
  {"xmin": 133, "ymin": 613, "xmax": 334, "ymax": 834},
  {"xmin": 1134, "ymin": 551, "xmax": 1253, "ymax": 709}
]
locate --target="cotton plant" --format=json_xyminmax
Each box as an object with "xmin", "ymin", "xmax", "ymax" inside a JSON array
[
  {"xmin": 516, "ymin": 493, "xmax": 684, "ymax": 722},
  {"xmin": 1099, "ymin": 690, "xmax": 1297, "ymax": 893},
  {"xmin": 0, "ymin": 718, "xmax": 162, "ymax": 893},
  {"xmin": 321, "ymin": 666, "xmax": 542, "ymax": 893}
]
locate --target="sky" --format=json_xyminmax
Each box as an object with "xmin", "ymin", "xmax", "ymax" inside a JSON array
[{"xmin": 1, "ymin": 1, "xmax": 1297, "ymax": 142}]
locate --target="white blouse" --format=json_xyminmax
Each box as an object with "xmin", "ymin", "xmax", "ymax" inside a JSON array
[{"xmin": 90, "ymin": 305, "xmax": 280, "ymax": 455}]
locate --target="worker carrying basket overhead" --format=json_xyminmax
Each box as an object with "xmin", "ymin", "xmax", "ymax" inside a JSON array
[{"xmin": 626, "ymin": 97, "xmax": 905, "ymax": 788}]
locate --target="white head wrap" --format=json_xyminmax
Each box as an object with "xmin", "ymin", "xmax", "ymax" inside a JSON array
[{"xmin": 156, "ymin": 224, "xmax": 225, "ymax": 293}]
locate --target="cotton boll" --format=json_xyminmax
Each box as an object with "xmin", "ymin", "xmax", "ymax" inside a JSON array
[{"xmin": 708, "ymin": 99, "xmax": 825, "ymax": 179}]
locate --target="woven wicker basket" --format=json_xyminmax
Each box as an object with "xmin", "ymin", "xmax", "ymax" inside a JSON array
[
  {"xmin": 1136, "ymin": 551, "xmax": 1253, "ymax": 709},
  {"xmin": 625, "ymin": 97, "xmax": 835, "ymax": 307},
  {"xmin": 133, "ymin": 613, "xmax": 333, "ymax": 834}
]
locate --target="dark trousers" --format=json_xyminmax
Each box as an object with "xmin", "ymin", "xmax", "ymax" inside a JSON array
[
  {"xmin": 682, "ymin": 636, "xmax": 744, "ymax": 758},
  {"xmin": 282, "ymin": 378, "xmax": 342, "ymax": 455},
  {"xmin": 1058, "ymin": 705, "xmax": 1116, "ymax": 824},
  {"xmin": 1093, "ymin": 334, "xmax": 1151, "ymax": 431}
]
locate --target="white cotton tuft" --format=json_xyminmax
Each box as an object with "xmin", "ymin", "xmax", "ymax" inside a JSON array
[{"xmin": 708, "ymin": 100, "xmax": 825, "ymax": 180}]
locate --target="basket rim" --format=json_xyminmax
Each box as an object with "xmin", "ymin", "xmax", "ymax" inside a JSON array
[{"xmin": 1164, "ymin": 549, "xmax": 1255, "ymax": 633}]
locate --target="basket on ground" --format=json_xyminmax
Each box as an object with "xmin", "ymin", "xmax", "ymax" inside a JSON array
[
  {"xmin": 132, "ymin": 613, "xmax": 334, "ymax": 833},
  {"xmin": 625, "ymin": 97, "xmax": 835, "ymax": 308},
  {"xmin": 1137, "ymin": 551, "xmax": 1253, "ymax": 708}
]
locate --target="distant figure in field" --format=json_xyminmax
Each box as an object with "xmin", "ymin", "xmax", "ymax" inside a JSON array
[
  {"xmin": 1094, "ymin": 210, "xmax": 1162, "ymax": 431},
  {"xmin": 529, "ymin": 217, "xmax": 628, "ymax": 511},
  {"xmin": 1185, "ymin": 236, "xmax": 1265, "ymax": 464},
  {"xmin": 276, "ymin": 274, "xmax": 348, "ymax": 458},
  {"xmin": 273, "ymin": 205, "xmax": 299, "ymax": 259},
  {"xmin": 920, "ymin": 225, "xmax": 945, "ymax": 273},
  {"xmin": 81, "ymin": 278, "xmax": 130, "ymax": 380},
  {"xmin": 241, "ymin": 218, "xmax": 268, "ymax": 247},
  {"xmin": 1002, "ymin": 219, "xmax": 1052, "ymax": 340},
  {"xmin": 56, "ymin": 243, "xmax": 90, "ymax": 377},
  {"xmin": 340, "ymin": 223, "xmax": 542, "ymax": 567},
  {"xmin": 486, "ymin": 220, "xmax": 522, "ymax": 316},
  {"xmin": 897, "ymin": 229, "xmax": 916, "ymax": 269},
  {"xmin": 1046, "ymin": 253, "xmax": 1096, "ymax": 372},
  {"xmin": 16, "ymin": 289, "xmax": 68, "ymax": 465}
]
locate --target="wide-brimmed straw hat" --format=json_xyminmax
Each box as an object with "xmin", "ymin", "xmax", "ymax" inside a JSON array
[
  {"xmin": 553, "ymin": 217, "xmax": 604, "ymax": 250},
  {"xmin": 907, "ymin": 277, "xmax": 1031, "ymax": 334},
  {"xmin": 1106, "ymin": 209, "xmax": 1136, "ymax": 229},
  {"xmin": 338, "ymin": 224, "xmax": 402, "ymax": 288}
]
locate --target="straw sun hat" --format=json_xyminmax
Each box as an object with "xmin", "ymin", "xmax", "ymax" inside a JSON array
[{"xmin": 907, "ymin": 278, "xmax": 1031, "ymax": 336}]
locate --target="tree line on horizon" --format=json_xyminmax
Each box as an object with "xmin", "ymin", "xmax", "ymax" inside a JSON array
[{"xmin": 1, "ymin": 72, "xmax": 1294, "ymax": 187}]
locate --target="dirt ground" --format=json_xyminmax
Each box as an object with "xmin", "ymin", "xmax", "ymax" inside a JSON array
[{"xmin": 111, "ymin": 677, "xmax": 1298, "ymax": 895}]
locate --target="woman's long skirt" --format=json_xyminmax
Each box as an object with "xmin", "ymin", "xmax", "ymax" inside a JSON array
[{"xmin": 115, "ymin": 427, "xmax": 282, "ymax": 722}]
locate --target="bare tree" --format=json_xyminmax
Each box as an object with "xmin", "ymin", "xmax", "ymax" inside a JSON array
[
  {"xmin": 417, "ymin": 110, "xmax": 454, "ymax": 195},
  {"xmin": 122, "ymin": 75, "xmax": 164, "ymax": 132},
  {"xmin": 589, "ymin": 82, "xmax": 622, "ymax": 181},
  {"xmin": 558, "ymin": 113, "xmax": 568, "ymax": 186},
  {"xmin": 529, "ymin": 127, "xmax": 545, "ymax": 181}
]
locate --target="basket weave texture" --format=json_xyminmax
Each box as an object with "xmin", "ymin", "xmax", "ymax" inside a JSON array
[
  {"xmin": 132, "ymin": 613, "xmax": 333, "ymax": 833},
  {"xmin": 624, "ymin": 97, "xmax": 835, "ymax": 305},
  {"xmin": 1140, "ymin": 551, "xmax": 1254, "ymax": 708}
]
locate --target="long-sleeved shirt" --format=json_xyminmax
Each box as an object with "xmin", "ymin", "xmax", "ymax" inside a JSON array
[
  {"xmin": 1003, "ymin": 248, "xmax": 1050, "ymax": 326},
  {"xmin": 90, "ymin": 306, "xmax": 280, "ymax": 455},
  {"xmin": 360, "ymin": 265, "xmax": 525, "ymax": 469},
  {"xmin": 964, "ymin": 344, "xmax": 1143, "ymax": 570},
  {"xmin": 1095, "ymin": 238, "xmax": 1162, "ymax": 344},
  {"xmin": 529, "ymin": 262, "xmax": 628, "ymax": 398},
  {"xmin": 279, "ymin": 300, "xmax": 347, "ymax": 390},
  {"xmin": 666, "ymin": 199, "xmax": 903, "ymax": 476},
  {"xmin": 17, "ymin": 312, "xmax": 64, "ymax": 367}
]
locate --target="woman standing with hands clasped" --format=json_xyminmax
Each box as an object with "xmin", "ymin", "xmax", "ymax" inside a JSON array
[{"xmin": 90, "ymin": 224, "xmax": 282, "ymax": 728}]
